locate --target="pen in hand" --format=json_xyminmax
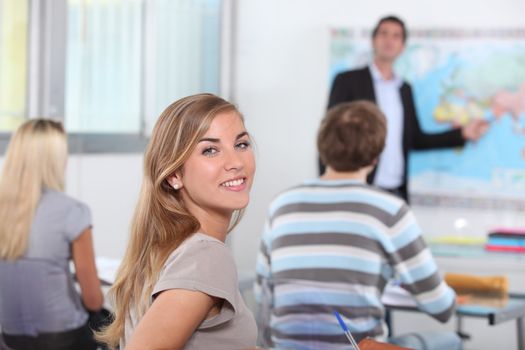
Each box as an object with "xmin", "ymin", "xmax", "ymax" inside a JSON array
[{"xmin": 333, "ymin": 310, "xmax": 361, "ymax": 350}]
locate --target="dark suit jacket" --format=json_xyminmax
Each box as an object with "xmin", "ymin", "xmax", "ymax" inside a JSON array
[{"xmin": 325, "ymin": 66, "xmax": 465, "ymax": 199}]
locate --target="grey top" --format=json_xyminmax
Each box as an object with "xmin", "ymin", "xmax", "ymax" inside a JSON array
[
  {"xmin": 0, "ymin": 189, "xmax": 92, "ymax": 335},
  {"xmin": 122, "ymin": 233, "xmax": 257, "ymax": 349}
]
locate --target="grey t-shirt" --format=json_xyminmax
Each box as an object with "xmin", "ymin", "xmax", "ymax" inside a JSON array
[
  {"xmin": 122, "ymin": 233, "xmax": 257, "ymax": 349},
  {"xmin": 0, "ymin": 189, "xmax": 92, "ymax": 335}
]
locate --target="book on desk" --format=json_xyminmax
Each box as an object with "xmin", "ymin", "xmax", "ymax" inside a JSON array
[{"xmin": 486, "ymin": 227, "xmax": 525, "ymax": 253}]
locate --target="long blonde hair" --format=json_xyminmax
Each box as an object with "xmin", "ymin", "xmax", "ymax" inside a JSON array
[
  {"xmin": 98, "ymin": 93, "xmax": 245, "ymax": 348},
  {"xmin": 0, "ymin": 119, "xmax": 67, "ymax": 260}
]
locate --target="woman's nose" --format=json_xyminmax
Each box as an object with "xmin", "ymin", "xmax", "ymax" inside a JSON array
[{"xmin": 223, "ymin": 149, "xmax": 244, "ymax": 171}]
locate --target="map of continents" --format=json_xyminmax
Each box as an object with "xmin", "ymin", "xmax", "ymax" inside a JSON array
[{"xmin": 329, "ymin": 29, "xmax": 525, "ymax": 199}]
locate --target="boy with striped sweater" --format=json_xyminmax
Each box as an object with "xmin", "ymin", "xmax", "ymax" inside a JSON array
[{"xmin": 255, "ymin": 101, "xmax": 457, "ymax": 349}]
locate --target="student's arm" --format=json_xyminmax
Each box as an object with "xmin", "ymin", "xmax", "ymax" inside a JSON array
[
  {"xmin": 72, "ymin": 227, "xmax": 104, "ymax": 311},
  {"xmin": 125, "ymin": 289, "xmax": 217, "ymax": 350},
  {"xmin": 386, "ymin": 204, "xmax": 456, "ymax": 322}
]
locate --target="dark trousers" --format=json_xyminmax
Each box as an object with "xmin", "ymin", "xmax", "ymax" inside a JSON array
[{"xmin": 2, "ymin": 323, "xmax": 97, "ymax": 350}]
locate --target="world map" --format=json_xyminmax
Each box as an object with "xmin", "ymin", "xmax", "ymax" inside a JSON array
[{"xmin": 330, "ymin": 28, "xmax": 525, "ymax": 205}]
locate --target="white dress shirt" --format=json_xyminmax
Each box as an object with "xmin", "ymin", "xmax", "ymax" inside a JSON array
[{"xmin": 369, "ymin": 63, "xmax": 405, "ymax": 189}]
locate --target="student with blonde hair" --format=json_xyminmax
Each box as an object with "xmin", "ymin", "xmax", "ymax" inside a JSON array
[
  {"xmin": 0, "ymin": 119, "xmax": 104, "ymax": 350},
  {"xmin": 98, "ymin": 93, "xmax": 258, "ymax": 349}
]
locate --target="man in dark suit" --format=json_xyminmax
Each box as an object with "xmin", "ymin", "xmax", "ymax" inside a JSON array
[{"xmin": 325, "ymin": 15, "xmax": 488, "ymax": 201}]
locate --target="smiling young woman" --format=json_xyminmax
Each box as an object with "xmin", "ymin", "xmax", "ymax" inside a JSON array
[
  {"xmin": 167, "ymin": 110, "xmax": 256, "ymax": 241},
  {"xmin": 97, "ymin": 93, "xmax": 258, "ymax": 350}
]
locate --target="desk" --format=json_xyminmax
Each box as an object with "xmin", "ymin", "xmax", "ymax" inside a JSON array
[
  {"xmin": 383, "ymin": 243, "xmax": 525, "ymax": 349},
  {"xmin": 95, "ymin": 256, "xmax": 121, "ymax": 286},
  {"xmin": 455, "ymin": 293, "xmax": 525, "ymax": 350},
  {"xmin": 431, "ymin": 242, "xmax": 525, "ymax": 350},
  {"xmin": 385, "ymin": 292, "xmax": 525, "ymax": 350}
]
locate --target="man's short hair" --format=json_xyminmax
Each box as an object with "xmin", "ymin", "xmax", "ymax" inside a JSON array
[
  {"xmin": 372, "ymin": 15, "xmax": 407, "ymax": 43},
  {"xmin": 318, "ymin": 100, "xmax": 386, "ymax": 172}
]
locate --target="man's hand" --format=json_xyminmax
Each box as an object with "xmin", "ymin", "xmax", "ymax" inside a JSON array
[{"xmin": 461, "ymin": 119, "xmax": 490, "ymax": 141}]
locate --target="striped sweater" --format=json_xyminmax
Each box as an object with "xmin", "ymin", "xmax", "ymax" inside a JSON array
[{"xmin": 254, "ymin": 179, "xmax": 455, "ymax": 350}]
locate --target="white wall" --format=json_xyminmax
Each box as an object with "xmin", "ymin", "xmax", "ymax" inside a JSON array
[{"xmin": 65, "ymin": 154, "xmax": 143, "ymax": 258}]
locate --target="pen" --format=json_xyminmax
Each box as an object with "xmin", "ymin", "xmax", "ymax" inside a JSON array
[
  {"xmin": 391, "ymin": 279, "xmax": 401, "ymax": 287},
  {"xmin": 333, "ymin": 310, "xmax": 361, "ymax": 350}
]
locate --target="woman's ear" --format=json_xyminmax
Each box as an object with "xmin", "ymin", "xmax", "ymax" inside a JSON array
[{"xmin": 167, "ymin": 174, "xmax": 183, "ymax": 190}]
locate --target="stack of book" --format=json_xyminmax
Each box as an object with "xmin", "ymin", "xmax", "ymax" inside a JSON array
[{"xmin": 485, "ymin": 227, "xmax": 525, "ymax": 253}]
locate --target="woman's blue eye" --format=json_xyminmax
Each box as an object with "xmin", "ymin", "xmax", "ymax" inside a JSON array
[
  {"xmin": 202, "ymin": 147, "xmax": 218, "ymax": 156},
  {"xmin": 235, "ymin": 141, "xmax": 251, "ymax": 150}
]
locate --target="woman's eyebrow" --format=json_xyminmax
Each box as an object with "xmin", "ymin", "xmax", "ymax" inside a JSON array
[
  {"xmin": 199, "ymin": 137, "xmax": 220, "ymax": 143},
  {"xmin": 199, "ymin": 131, "xmax": 249, "ymax": 143},
  {"xmin": 236, "ymin": 131, "xmax": 249, "ymax": 140}
]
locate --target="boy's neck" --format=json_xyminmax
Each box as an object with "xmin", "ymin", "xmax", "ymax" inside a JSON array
[{"xmin": 320, "ymin": 166, "xmax": 373, "ymax": 182}]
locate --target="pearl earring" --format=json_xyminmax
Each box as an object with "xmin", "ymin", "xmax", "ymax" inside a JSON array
[{"xmin": 173, "ymin": 183, "xmax": 180, "ymax": 190}]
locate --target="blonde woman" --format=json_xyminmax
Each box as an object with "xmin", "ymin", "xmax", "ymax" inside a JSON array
[
  {"xmin": 0, "ymin": 120, "xmax": 104, "ymax": 350},
  {"xmin": 98, "ymin": 94, "xmax": 258, "ymax": 350}
]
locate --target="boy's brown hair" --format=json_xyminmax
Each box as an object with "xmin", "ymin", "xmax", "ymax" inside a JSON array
[{"xmin": 318, "ymin": 100, "xmax": 386, "ymax": 172}]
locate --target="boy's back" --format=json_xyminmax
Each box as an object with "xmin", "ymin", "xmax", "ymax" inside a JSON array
[{"xmin": 255, "ymin": 178, "xmax": 455, "ymax": 350}]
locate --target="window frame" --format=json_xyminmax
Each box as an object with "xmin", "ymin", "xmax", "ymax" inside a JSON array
[{"xmin": 0, "ymin": 0, "xmax": 234, "ymax": 154}]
